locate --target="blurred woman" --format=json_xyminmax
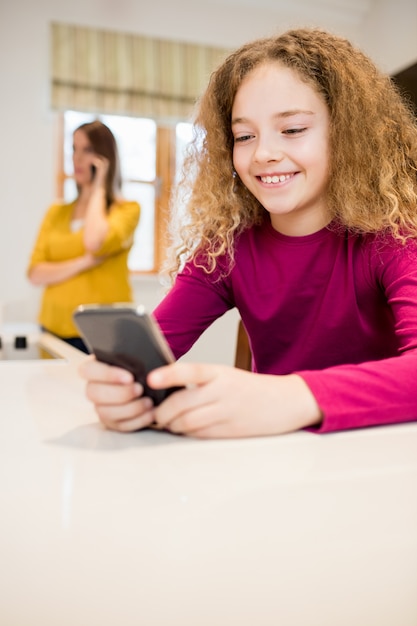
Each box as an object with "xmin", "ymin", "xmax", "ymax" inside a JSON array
[{"xmin": 28, "ymin": 120, "xmax": 140, "ymax": 352}]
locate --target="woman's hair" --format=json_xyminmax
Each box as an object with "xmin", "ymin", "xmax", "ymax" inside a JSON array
[
  {"xmin": 166, "ymin": 27, "xmax": 417, "ymax": 279},
  {"xmin": 75, "ymin": 120, "xmax": 121, "ymax": 209}
]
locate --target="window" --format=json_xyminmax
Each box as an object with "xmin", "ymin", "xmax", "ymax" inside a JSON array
[{"xmin": 57, "ymin": 111, "xmax": 192, "ymax": 273}]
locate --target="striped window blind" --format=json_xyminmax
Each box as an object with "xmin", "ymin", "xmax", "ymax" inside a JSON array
[{"xmin": 50, "ymin": 22, "xmax": 230, "ymax": 120}]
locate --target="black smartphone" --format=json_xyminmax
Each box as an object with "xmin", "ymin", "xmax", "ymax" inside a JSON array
[
  {"xmin": 73, "ymin": 304, "xmax": 180, "ymax": 405},
  {"xmin": 90, "ymin": 164, "xmax": 96, "ymax": 180}
]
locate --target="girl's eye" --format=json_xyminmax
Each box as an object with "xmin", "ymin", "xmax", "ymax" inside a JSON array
[
  {"xmin": 234, "ymin": 134, "xmax": 253, "ymax": 143},
  {"xmin": 283, "ymin": 127, "xmax": 307, "ymax": 135}
]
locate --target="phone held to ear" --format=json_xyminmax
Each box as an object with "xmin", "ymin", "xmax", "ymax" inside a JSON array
[
  {"xmin": 90, "ymin": 164, "xmax": 96, "ymax": 180},
  {"xmin": 73, "ymin": 304, "xmax": 181, "ymax": 405}
]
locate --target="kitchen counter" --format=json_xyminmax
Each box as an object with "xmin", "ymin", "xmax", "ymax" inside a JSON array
[{"xmin": 1, "ymin": 332, "xmax": 416, "ymax": 626}]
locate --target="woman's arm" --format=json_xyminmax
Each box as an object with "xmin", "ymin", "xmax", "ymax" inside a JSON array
[
  {"xmin": 28, "ymin": 252, "xmax": 103, "ymax": 286},
  {"xmin": 82, "ymin": 156, "xmax": 110, "ymax": 252}
]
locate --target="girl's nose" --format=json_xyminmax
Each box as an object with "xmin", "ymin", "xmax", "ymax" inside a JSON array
[{"xmin": 253, "ymin": 137, "xmax": 284, "ymax": 163}]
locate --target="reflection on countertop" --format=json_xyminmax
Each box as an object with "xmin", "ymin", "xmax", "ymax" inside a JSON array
[{"xmin": 0, "ymin": 336, "xmax": 63, "ymax": 360}]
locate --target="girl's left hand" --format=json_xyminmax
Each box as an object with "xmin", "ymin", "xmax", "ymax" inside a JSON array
[{"xmin": 148, "ymin": 362, "xmax": 322, "ymax": 438}]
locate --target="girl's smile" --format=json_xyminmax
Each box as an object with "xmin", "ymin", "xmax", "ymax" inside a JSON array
[
  {"xmin": 232, "ymin": 62, "xmax": 331, "ymax": 236},
  {"xmin": 258, "ymin": 172, "xmax": 296, "ymax": 185}
]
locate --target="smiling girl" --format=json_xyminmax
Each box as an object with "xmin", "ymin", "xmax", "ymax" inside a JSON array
[{"xmin": 80, "ymin": 29, "xmax": 417, "ymax": 438}]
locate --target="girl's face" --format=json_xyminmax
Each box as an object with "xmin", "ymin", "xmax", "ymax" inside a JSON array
[
  {"xmin": 232, "ymin": 62, "xmax": 330, "ymax": 236},
  {"xmin": 72, "ymin": 129, "xmax": 95, "ymax": 187}
]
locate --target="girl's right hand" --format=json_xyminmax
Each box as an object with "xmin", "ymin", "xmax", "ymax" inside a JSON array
[{"xmin": 79, "ymin": 356, "xmax": 156, "ymax": 431}]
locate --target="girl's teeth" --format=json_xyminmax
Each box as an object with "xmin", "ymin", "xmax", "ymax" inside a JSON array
[{"xmin": 261, "ymin": 174, "xmax": 290, "ymax": 183}]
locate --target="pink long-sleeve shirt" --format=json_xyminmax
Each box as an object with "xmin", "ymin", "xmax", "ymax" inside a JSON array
[{"xmin": 154, "ymin": 219, "xmax": 417, "ymax": 433}]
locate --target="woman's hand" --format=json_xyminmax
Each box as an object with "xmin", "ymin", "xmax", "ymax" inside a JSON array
[
  {"xmin": 79, "ymin": 357, "xmax": 322, "ymax": 438},
  {"xmin": 82, "ymin": 251, "xmax": 108, "ymax": 268},
  {"xmin": 79, "ymin": 356, "xmax": 156, "ymax": 432},
  {"xmin": 90, "ymin": 154, "xmax": 109, "ymax": 189}
]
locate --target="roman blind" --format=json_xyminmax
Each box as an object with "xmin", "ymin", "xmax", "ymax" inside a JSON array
[{"xmin": 50, "ymin": 22, "xmax": 230, "ymax": 119}]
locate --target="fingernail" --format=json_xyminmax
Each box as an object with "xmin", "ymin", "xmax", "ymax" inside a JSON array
[
  {"xmin": 119, "ymin": 371, "xmax": 133, "ymax": 383},
  {"xmin": 133, "ymin": 382, "xmax": 143, "ymax": 395},
  {"xmin": 143, "ymin": 396, "xmax": 153, "ymax": 409}
]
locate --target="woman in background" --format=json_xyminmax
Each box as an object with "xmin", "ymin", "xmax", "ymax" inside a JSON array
[{"xmin": 28, "ymin": 120, "xmax": 140, "ymax": 352}]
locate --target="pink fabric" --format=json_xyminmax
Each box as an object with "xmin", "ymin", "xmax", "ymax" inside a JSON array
[{"xmin": 154, "ymin": 219, "xmax": 417, "ymax": 433}]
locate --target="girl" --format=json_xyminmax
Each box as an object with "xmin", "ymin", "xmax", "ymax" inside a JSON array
[
  {"xmin": 80, "ymin": 28, "xmax": 417, "ymax": 437},
  {"xmin": 28, "ymin": 121, "xmax": 140, "ymax": 352}
]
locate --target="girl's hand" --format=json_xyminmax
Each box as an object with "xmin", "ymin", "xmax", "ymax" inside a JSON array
[
  {"xmin": 149, "ymin": 363, "xmax": 322, "ymax": 438},
  {"xmin": 79, "ymin": 356, "xmax": 156, "ymax": 432},
  {"xmin": 79, "ymin": 359, "xmax": 322, "ymax": 437}
]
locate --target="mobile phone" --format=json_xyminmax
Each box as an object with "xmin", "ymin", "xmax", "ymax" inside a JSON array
[
  {"xmin": 90, "ymin": 164, "xmax": 96, "ymax": 180},
  {"xmin": 73, "ymin": 304, "xmax": 180, "ymax": 405}
]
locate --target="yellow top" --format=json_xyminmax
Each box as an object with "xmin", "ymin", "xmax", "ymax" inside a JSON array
[{"xmin": 28, "ymin": 199, "xmax": 140, "ymax": 337}]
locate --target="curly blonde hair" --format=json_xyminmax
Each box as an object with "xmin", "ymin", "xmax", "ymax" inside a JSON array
[{"xmin": 165, "ymin": 27, "xmax": 417, "ymax": 281}]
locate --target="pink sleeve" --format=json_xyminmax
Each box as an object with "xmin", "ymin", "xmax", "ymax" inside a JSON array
[
  {"xmin": 298, "ymin": 356, "xmax": 417, "ymax": 433},
  {"xmin": 153, "ymin": 261, "xmax": 232, "ymax": 359},
  {"xmin": 298, "ymin": 239, "xmax": 417, "ymax": 433}
]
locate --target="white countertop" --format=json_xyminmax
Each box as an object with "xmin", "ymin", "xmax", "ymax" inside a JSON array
[{"xmin": 1, "ymin": 332, "xmax": 416, "ymax": 626}]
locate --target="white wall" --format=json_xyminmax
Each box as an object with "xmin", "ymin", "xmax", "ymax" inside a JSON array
[
  {"xmin": 1, "ymin": 0, "xmax": 416, "ymax": 364},
  {"xmin": 360, "ymin": 0, "xmax": 417, "ymax": 74}
]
